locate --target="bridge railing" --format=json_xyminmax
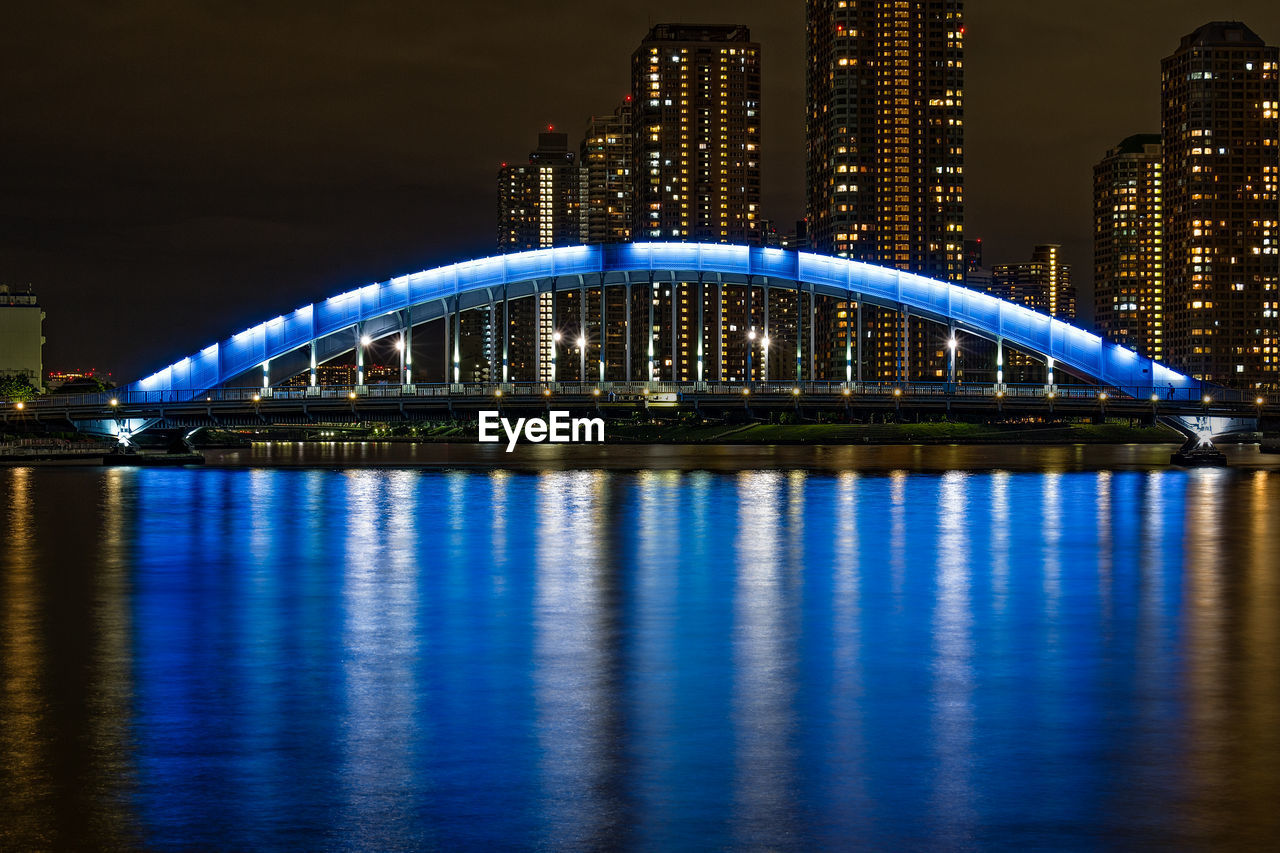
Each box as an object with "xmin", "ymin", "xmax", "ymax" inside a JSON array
[{"xmin": 10, "ymin": 381, "xmax": 1262, "ymax": 410}]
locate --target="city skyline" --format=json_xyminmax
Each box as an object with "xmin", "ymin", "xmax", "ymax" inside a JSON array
[{"xmin": 2, "ymin": 1, "xmax": 1278, "ymax": 378}]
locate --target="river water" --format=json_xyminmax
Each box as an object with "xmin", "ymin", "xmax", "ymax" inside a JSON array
[{"xmin": 3, "ymin": 444, "xmax": 1279, "ymax": 850}]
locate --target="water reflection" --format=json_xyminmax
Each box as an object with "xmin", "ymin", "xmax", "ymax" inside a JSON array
[
  {"xmin": 930, "ymin": 472, "xmax": 975, "ymax": 841},
  {"xmin": 732, "ymin": 471, "xmax": 800, "ymax": 848},
  {"xmin": 2, "ymin": 455, "xmax": 1280, "ymax": 849}
]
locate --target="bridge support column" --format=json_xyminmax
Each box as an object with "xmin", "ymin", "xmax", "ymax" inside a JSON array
[
  {"xmin": 599, "ymin": 283, "xmax": 606, "ymax": 385},
  {"xmin": 810, "ymin": 287, "xmax": 817, "ymax": 382},
  {"xmin": 356, "ymin": 323, "xmax": 366, "ymax": 386},
  {"xmin": 947, "ymin": 325, "xmax": 956, "ymax": 390},
  {"xmin": 402, "ymin": 311, "xmax": 413, "ymax": 385},
  {"xmin": 763, "ymin": 282, "xmax": 770, "ymax": 382},
  {"xmin": 579, "ymin": 278, "xmax": 587, "ymax": 384},
  {"xmin": 625, "ymin": 282, "xmax": 632, "ymax": 382},
  {"xmin": 746, "ymin": 282, "xmax": 754, "ymax": 384},
  {"xmin": 502, "ymin": 284, "xmax": 509, "ymax": 383},
  {"xmin": 453, "ymin": 298, "xmax": 462, "ymax": 384},
  {"xmin": 441, "ymin": 301, "xmax": 449, "ymax": 385},
  {"xmin": 262, "ymin": 359, "xmax": 270, "ymax": 390},
  {"xmin": 309, "ymin": 341, "xmax": 317, "ymax": 387},
  {"xmin": 996, "ymin": 336, "xmax": 1004, "ymax": 391},
  {"xmin": 647, "ymin": 277, "xmax": 655, "ymax": 382},
  {"xmin": 697, "ymin": 277, "xmax": 704, "ymax": 383},
  {"xmin": 844, "ymin": 296, "xmax": 853, "ymax": 384},
  {"xmin": 856, "ymin": 299, "xmax": 863, "ymax": 383},
  {"xmin": 1046, "ymin": 356, "xmax": 1055, "ymax": 394},
  {"xmin": 795, "ymin": 287, "xmax": 803, "ymax": 382}
]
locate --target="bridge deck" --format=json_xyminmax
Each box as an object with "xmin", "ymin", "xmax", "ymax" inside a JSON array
[{"xmin": 7, "ymin": 383, "xmax": 1270, "ymax": 434}]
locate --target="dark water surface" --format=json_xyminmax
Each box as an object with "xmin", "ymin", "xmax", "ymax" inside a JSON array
[{"xmin": 3, "ymin": 445, "xmax": 1280, "ymax": 850}]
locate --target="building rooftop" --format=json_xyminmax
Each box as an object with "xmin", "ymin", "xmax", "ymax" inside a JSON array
[
  {"xmin": 642, "ymin": 24, "xmax": 752, "ymax": 44},
  {"xmin": 1, "ymin": 285, "xmax": 39, "ymax": 307},
  {"xmin": 1114, "ymin": 133, "xmax": 1162, "ymax": 155},
  {"xmin": 1179, "ymin": 21, "xmax": 1266, "ymax": 50}
]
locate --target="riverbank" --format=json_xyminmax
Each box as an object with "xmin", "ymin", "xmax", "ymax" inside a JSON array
[{"xmin": 601, "ymin": 420, "xmax": 1186, "ymax": 445}]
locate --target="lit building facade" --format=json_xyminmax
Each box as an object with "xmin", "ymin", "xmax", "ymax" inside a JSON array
[
  {"xmin": 580, "ymin": 99, "xmax": 633, "ymax": 245},
  {"xmin": 1162, "ymin": 22, "xmax": 1280, "ymax": 388},
  {"xmin": 631, "ymin": 24, "xmax": 762, "ymax": 245},
  {"xmin": 1093, "ymin": 134, "xmax": 1164, "ymax": 359},
  {"xmin": 497, "ymin": 129, "xmax": 584, "ymax": 380},
  {"xmin": 805, "ymin": 0, "xmax": 965, "ymax": 381},
  {"xmin": 991, "ymin": 245, "xmax": 1075, "ymax": 319},
  {"xmin": 497, "ymin": 129, "xmax": 582, "ymax": 253},
  {"xmin": 0, "ymin": 286, "xmax": 45, "ymax": 392}
]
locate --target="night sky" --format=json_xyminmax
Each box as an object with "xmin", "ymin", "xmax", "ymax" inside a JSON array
[{"xmin": 3, "ymin": 1, "xmax": 1278, "ymax": 380}]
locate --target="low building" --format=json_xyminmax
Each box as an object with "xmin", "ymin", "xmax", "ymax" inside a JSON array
[{"xmin": 0, "ymin": 286, "xmax": 46, "ymax": 392}]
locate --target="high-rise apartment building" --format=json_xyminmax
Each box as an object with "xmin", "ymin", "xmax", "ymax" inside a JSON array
[
  {"xmin": 497, "ymin": 129, "xmax": 582, "ymax": 253},
  {"xmin": 497, "ymin": 129, "xmax": 584, "ymax": 381},
  {"xmin": 624, "ymin": 24, "xmax": 763, "ymax": 382},
  {"xmin": 805, "ymin": 0, "xmax": 965, "ymax": 381},
  {"xmin": 631, "ymin": 24, "xmax": 762, "ymax": 244},
  {"xmin": 1093, "ymin": 134, "xmax": 1164, "ymax": 359},
  {"xmin": 1162, "ymin": 22, "xmax": 1280, "ymax": 388},
  {"xmin": 580, "ymin": 99, "xmax": 634, "ymax": 245},
  {"xmin": 991, "ymin": 245, "xmax": 1075, "ymax": 320}
]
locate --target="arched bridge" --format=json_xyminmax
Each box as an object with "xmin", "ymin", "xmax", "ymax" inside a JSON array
[
  {"xmin": 135, "ymin": 243, "xmax": 1192, "ymax": 395},
  {"xmin": 8, "ymin": 244, "xmax": 1272, "ymax": 440}
]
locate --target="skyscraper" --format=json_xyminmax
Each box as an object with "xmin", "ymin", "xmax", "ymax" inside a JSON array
[
  {"xmin": 631, "ymin": 24, "xmax": 762, "ymax": 244},
  {"xmin": 805, "ymin": 0, "xmax": 965, "ymax": 381},
  {"xmin": 1093, "ymin": 134, "xmax": 1164, "ymax": 359},
  {"xmin": 497, "ymin": 129, "xmax": 582, "ymax": 253},
  {"xmin": 580, "ymin": 98, "xmax": 634, "ymax": 245},
  {"xmin": 991, "ymin": 245, "xmax": 1075, "ymax": 320},
  {"xmin": 626, "ymin": 24, "xmax": 763, "ymax": 382},
  {"xmin": 1162, "ymin": 22, "xmax": 1280, "ymax": 388},
  {"xmin": 497, "ymin": 129, "xmax": 584, "ymax": 381}
]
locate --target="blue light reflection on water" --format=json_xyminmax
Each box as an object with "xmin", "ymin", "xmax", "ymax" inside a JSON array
[{"xmin": 4, "ymin": 460, "xmax": 1280, "ymax": 850}]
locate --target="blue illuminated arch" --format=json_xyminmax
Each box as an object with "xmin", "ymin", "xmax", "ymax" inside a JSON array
[{"xmin": 127, "ymin": 243, "xmax": 1192, "ymax": 395}]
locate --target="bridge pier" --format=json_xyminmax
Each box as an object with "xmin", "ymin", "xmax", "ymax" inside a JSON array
[{"xmin": 356, "ymin": 323, "xmax": 366, "ymax": 386}]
